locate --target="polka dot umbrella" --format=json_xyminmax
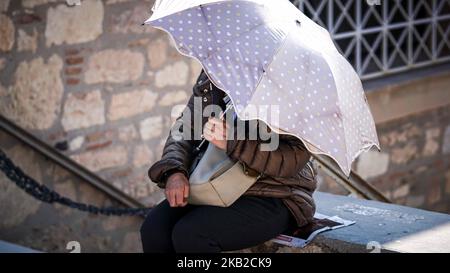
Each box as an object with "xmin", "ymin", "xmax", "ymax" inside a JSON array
[{"xmin": 143, "ymin": 0, "xmax": 381, "ymax": 177}]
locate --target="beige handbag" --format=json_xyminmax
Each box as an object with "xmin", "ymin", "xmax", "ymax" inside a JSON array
[
  {"xmin": 188, "ymin": 143, "xmax": 260, "ymax": 207},
  {"xmin": 187, "ymin": 99, "xmax": 260, "ymax": 207}
]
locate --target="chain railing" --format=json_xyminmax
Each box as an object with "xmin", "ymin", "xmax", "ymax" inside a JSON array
[{"xmin": 0, "ymin": 148, "xmax": 150, "ymax": 217}]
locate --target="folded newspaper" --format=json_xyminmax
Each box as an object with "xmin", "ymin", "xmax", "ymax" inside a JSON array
[{"xmin": 271, "ymin": 213, "xmax": 355, "ymax": 248}]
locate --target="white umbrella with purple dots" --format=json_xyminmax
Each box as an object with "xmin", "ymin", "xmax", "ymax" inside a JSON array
[{"xmin": 143, "ymin": 0, "xmax": 381, "ymax": 177}]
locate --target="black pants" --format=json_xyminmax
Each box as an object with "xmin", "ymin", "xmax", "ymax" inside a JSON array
[{"xmin": 140, "ymin": 195, "xmax": 294, "ymax": 253}]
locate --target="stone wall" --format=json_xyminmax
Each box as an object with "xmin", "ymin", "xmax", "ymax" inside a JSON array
[
  {"xmin": 0, "ymin": 130, "xmax": 143, "ymax": 252},
  {"xmin": 0, "ymin": 0, "xmax": 203, "ymax": 207},
  {"xmin": 319, "ymin": 103, "xmax": 450, "ymax": 214}
]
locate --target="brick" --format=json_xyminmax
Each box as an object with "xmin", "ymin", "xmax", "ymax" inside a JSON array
[
  {"xmin": 66, "ymin": 78, "xmax": 80, "ymax": 85},
  {"xmin": 66, "ymin": 56, "xmax": 83, "ymax": 65},
  {"xmin": 86, "ymin": 130, "xmax": 114, "ymax": 143},
  {"xmin": 64, "ymin": 48, "xmax": 81, "ymax": 56},
  {"xmin": 86, "ymin": 140, "xmax": 112, "ymax": 151},
  {"xmin": 65, "ymin": 67, "xmax": 82, "ymax": 76},
  {"xmin": 16, "ymin": 13, "xmax": 42, "ymax": 25}
]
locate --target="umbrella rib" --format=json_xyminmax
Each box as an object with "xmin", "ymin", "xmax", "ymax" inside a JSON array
[{"xmin": 252, "ymin": 23, "xmax": 295, "ymax": 94}]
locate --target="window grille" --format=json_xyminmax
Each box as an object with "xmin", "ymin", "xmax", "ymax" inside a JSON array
[{"xmin": 291, "ymin": 0, "xmax": 450, "ymax": 80}]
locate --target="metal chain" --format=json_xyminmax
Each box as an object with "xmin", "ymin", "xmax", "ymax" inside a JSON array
[{"xmin": 0, "ymin": 148, "xmax": 150, "ymax": 217}]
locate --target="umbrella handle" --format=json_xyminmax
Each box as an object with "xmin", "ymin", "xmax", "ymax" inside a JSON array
[{"xmin": 195, "ymin": 102, "xmax": 233, "ymax": 152}]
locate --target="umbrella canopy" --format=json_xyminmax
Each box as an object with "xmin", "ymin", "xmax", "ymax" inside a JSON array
[{"xmin": 144, "ymin": 0, "xmax": 381, "ymax": 177}]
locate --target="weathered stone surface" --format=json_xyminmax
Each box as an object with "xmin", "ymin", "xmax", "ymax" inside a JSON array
[
  {"xmin": 78, "ymin": 182, "xmax": 108, "ymax": 205},
  {"xmin": 61, "ymin": 90, "xmax": 105, "ymax": 131},
  {"xmin": 0, "ymin": 0, "xmax": 10, "ymax": 12},
  {"xmin": 356, "ymin": 151, "xmax": 390, "ymax": 179},
  {"xmin": 118, "ymin": 124, "xmax": 138, "ymax": 142},
  {"xmin": 85, "ymin": 50, "xmax": 144, "ymax": 84},
  {"xmin": 155, "ymin": 61, "xmax": 189, "ymax": 88},
  {"xmin": 128, "ymin": 38, "xmax": 151, "ymax": 48},
  {"xmin": 45, "ymin": 0, "xmax": 103, "ymax": 47},
  {"xmin": 139, "ymin": 189, "xmax": 165, "ymax": 207},
  {"xmin": 22, "ymin": 0, "xmax": 57, "ymax": 8},
  {"xmin": 44, "ymin": 164, "xmax": 70, "ymax": 183},
  {"xmin": 69, "ymin": 136, "xmax": 84, "ymax": 151},
  {"xmin": 65, "ymin": 0, "xmax": 82, "ymax": 6},
  {"xmin": 427, "ymin": 181, "xmax": 441, "ymax": 205},
  {"xmin": 391, "ymin": 142, "xmax": 418, "ymax": 165},
  {"xmin": 0, "ymin": 55, "xmax": 63, "ymax": 130},
  {"xmin": 156, "ymin": 138, "xmax": 167, "ymax": 158},
  {"xmin": 17, "ymin": 28, "xmax": 38, "ymax": 53},
  {"xmin": 139, "ymin": 116, "xmax": 163, "ymax": 140},
  {"xmin": 102, "ymin": 216, "xmax": 133, "ymax": 232},
  {"xmin": 379, "ymin": 124, "xmax": 421, "ymax": 147},
  {"xmin": 106, "ymin": 0, "xmax": 132, "ymax": 4},
  {"xmin": 53, "ymin": 179, "xmax": 79, "ymax": 215},
  {"xmin": 158, "ymin": 90, "xmax": 189, "ymax": 107},
  {"xmin": 0, "ymin": 146, "xmax": 41, "ymax": 229},
  {"xmin": 443, "ymin": 125, "xmax": 450, "ymax": 154},
  {"xmin": 422, "ymin": 128, "xmax": 441, "ymax": 156},
  {"xmin": 70, "ymin": 146, "xmax": 127, "ymax": 172},
  {"xmin": 406, "ymin": 195, "xmax": 425, "ymax": 208},
  {"xmin": 110, "ymin": 3, "xmax": 155, "ymax": 34},
  {"xmin": 0, "ymin": 14, "xmax": 15, "ymax": 52},
  {"xmin": 0, "ymin": 58, "xmax": 6, "ymax": 71},
  {"xmin": 147, "ymin": 38, "xmax": 168, "ymax": 69},
  {"xmin": 108, "ymin": 90, "xmax": 157, "ymax": 121},
  {"xmin": 133, "ymin": 144, "xmax": 153, "ymax": 168},
  {"xmin": 445, "ymin": 170, "xmax": 450, "ymax": 195},
  {"xmin": 86, "ymin": 129, "xmax": 114, "ymax": 144},
  {"xmin": 122, "ymin": 173, "xmax": 159, "ymax": 199},
  {"xmin": 392, "ymin": 184, "xmax": 410, "ymax": 199},
  {"xmin": 0, "ymin": 84, "xmax": 7, "ymax": 98},
  {"xmin": 120, "ymin": 232, "xmax": 140, "ymax": 253}
]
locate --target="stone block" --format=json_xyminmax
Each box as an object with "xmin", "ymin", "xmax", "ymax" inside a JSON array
[{"xmin": 61, "ymin": 90, "xmax": 105, "ymax": 131}]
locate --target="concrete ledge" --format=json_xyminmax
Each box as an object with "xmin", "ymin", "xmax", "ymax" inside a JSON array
[
  {"xmin": 240, "ymin": 192, "xmax": 450, "ymax": 253},
  {"xmin": 366, "ymin": 69, "xmax": 450, "ymax": 124},
  {"xmin": 0, "ymin": 240, "xmax": 40, "ymax": 253}
]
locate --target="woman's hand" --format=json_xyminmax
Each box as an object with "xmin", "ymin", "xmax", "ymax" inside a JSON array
[
  {"xmin": 203, "ymin": 117, "xmax": 229, "ymax": 151},
  {"xmin": 165, "ymin": 172, "xmax": 189, "ymax": 207}
]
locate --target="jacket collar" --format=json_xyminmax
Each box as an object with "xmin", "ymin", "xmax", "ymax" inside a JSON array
[{"xmin": 194, "ymin": 69, "xmax": 212, "ymax": 95}]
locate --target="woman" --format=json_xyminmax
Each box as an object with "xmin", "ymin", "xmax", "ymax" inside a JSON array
[{"xmin": 140, "ymin": 69, "xmax": 317, "ymax": 253}]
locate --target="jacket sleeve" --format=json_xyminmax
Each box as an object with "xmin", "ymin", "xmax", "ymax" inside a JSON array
[
  {"xmin": 148, "ymin": 94, "xmax": 199, "ymax": 188},
  {"xmin": 225, "ymin": 121, "xmax": 311, "ymax": 178}
]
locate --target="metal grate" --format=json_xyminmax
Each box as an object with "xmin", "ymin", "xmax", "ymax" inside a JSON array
[{"xmin": 291, "ymin": 0, "xmax": 450, "ymax": 80}]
